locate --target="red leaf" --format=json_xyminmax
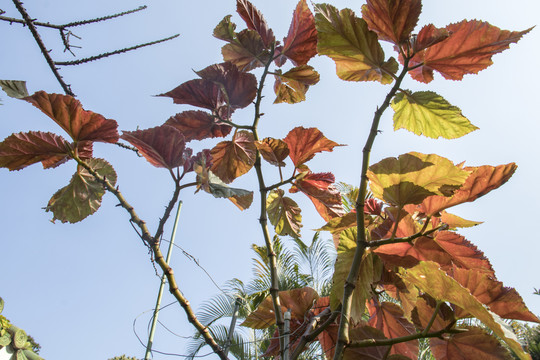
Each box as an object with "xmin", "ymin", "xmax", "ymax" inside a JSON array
[
  {"xmin": 165, "ymin": 110, "xmax": 231, "ymax": 141},
  {"xmin": 412, "ymin": 24, "xmax": 450, "ymax": 52},
  {"xmin": 121, "ymin": 125, "xmax": 187, "ymax": 169},
  {"xmin": 407, "ymin": 20, "xmax": 532, "ymax": 83},
  {"xmin": 195, "ymin": 62, "xmax": 258, "ymax": 109},
  {"xmin": 291, "ymin": 172, "xmax": 345, "ymax": 221},
  {"xmin": 160, "ymin": 79, "xmax": 220, "ymax": 111},
  {"xmin": 283, "ymin": 127, "xmax": 342, "ymax": 167},
  {"xmin": 0, "ymin": 131, "xmax": 71, "ymax": 170},
  {"xmin": 254, "ymin": 137, "xmax": 289, "ymax": 167},
  {"xmin": 281, "ymin": 0, "xmax": 318, "ymax": 66},
  {"xmin": 361, "ymin": 0, "xmax": 422, "ymax": 45},
  {"xmin": 367, "ymin": 301, "xmax": 418, "ymax": 358},
  {"xmin": 24, "ymin": 91, "xmax": 119, "ymax": 143},
  {"xmin": 236, "ymin": 0, "xmax": 275, "ymax": 47},
  {"xmin": 210, "ymin": 130, "xmax": 256, "ymax": 183}
]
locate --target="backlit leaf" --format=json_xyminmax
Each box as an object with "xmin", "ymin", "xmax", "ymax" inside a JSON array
[
  {"xmin": 331, "ymin": 228, "xmax": 383, "ymax": 320},
  {"xmin": 345, "ymin": 326, "xmax": 391, "ymax": 360},
  {"xmin": 430, "ymin": 326, "xmax": 513, "ymax": 360},
  {"xmin": 450, "ymin": 267, "xmax": 540, "ymax": 323},
  {"xmin": 273, "ymin": 65, "xmax": 320, "ymax": 104},
  {"xmin": 391, "ymin": 91, "xmax": 478, "ymax": 139},
  {"xmin": 213, "ymin": 15, "xmax": 236, "ymax": 42},
  {"xmin": 267, "ymin": 189, "xmax": 302, "ymax": 238},
  {"xmin": 281, "ymin": 0, "xmax": 318, "ymax": 66},
  {"xmin": 242, "ymin": 287, "xmax": 319, "ymax": 329},
  {"xmin": 0, "ymin": 80, "xmax": 29, "ymax": 99},
  {"xmin": 236, "ymin": 0, "xmax": 275, "ymax": 47},
  {"xmin": 399, "ymin": 261, "xmax": 530, "ymax": 360},
  {"xmin": 315, "ymin": 3, "xmax": 398, "ymax": 83},
  {"xmin": 222, "ymin": 29, "xmax": 269, "ymax": 71},
  {"xmin": 210, "ymin": 130, "xmax": 256, "ymax": 183},
  {"xmin": 160, "ymin": 79, "xmax": 220, "ymax": 110},
  {"xmin": 368, "ymin": 152, "xmax": 470, "ymax": 207},
  {"xmin": 121, "ymin": 125, "xmax": 187, "ymax": 169},
  {"xmin": 411, "ymin": 295, "xmax": 454, "ymax": 332},
  {"xmin": 24, "ymin": 91, "xmax": 119, "ymax": 143},
  {"xmin": 317, "ymin": 212, "xmax": 357, "ymax": 233},
  {"xmin": 412, "ymin": 24, "xmax": 449, "ymax": 53},
  {"xmin": 438, "ymin": 211, "xmax": 482, "ymax": 229},
  {"xmin": 361, "ymin": 0, "xmax": 422, "ymax": 45},
  {"xmin": 367, "ymin": 301, "xmax": 418, "ymax": 358},
  {"xmin": 165, "ymin": 110, "xmax": 232, "ymax": 141},
  {"xmin": 196, "ymin": 169, "xmax": 253, "ymax": 211},
  {"xmin": 0, "ymin": 131, "xmax": 71, "ymax": 170},
  {"xmin": 284, "ymin": 127, "xmax": 342, "ymax": 167},
  {"xmin": 406, "ymin": 163, "xmax": 516, "ymax": 216},
  {"xmin": 291, "ymin": 171, "xmax": 345, "ymax": 221},
  {"xmin": 407, "ymin": 20, "xmax": 532, "ymax": 83},
  {"xmin": 254, "ymin": 137, "xmax": 289, "ymax": 167},
  {"xmin": 46, "ymin": 158, "xmax": 117, "ymax": 223}
]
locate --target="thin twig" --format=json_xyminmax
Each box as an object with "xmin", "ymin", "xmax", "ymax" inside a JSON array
[
  {"xmin": 366, "ymin": 225, "xmax": 444, "ymax": 248},
  {"xmin": 114, "ymin": 141, "xmax": 141, "ymax": 155},
  {"xmin": 61, "ymin": 5, "xmax": 147, "ymax": 27},
  {"xmin": 11, "ymin": 0, "xmax": 74, "ymax": 96},
  {"xmin": 265, "ymin": 174, "xmax": 299, "ymax": 192},
  {"xmin": 55, "ymin": 34, "xmax": 180, "ymax": 66}
]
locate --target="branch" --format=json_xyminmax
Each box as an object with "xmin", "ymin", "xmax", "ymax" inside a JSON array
[
  {"xmin": 265, "ymin": 174, "xmax": 299, "ymax": 192},
  {"xmin": 54, "ymin": 34, "xmax": 180, "ymax": 66},
  {"xmin": 11, "ymin": 0, "xmax": 74, "ymax": 96},
  {"xmin": 366, "ymin": 225, "xmax": 445, "ymax": 248},
  {"xmin": 153, "ymin": 176, "xmax": 181, "ymax": 242},
  {"xmin": 333, "ymin": 58, "xmax": 411, "ymax": 360},
  {"xmin": 61, "ymin": 5, "xmax": 147, "ymax": 27}
]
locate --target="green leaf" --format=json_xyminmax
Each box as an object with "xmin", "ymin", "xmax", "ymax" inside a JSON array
[
  {"xmin": 391, "ymin": 91, "xmax": 479, "ymax": 139},
  {"xmin": 266, "ymin": 189, "xmax": 302, "ymax": 238},
  {"xmin": 314, "ymin": 3, "xmax": 398, "ymax": 84},
  {"xmin": 0, "ymin": 80, "xmax": 29, "ymax": 99},
  {"xmin": 213, "ymin": 15, "xmax": 237, "ymax": 42},
  {"xmin": 399, "ymin": 261, "xmax": 530, "ymax": 360},
  {"xmin": 330, "ymin": 228, "xmax": 383, "ymax": 321},
  {"xmin": 273, "ymin": 65, "xmax": 320, "ymax": 104},
  {"xmin": 368, "ymin": 152, "xmax": 471, "ymax": 207},
  {"xmin": 46, "ymin": 158, "xmax": 117, "ymax": 223}
]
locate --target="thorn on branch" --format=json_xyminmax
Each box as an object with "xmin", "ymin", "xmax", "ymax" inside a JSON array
[{"xmin": 61, "ymin": 5, "xmax": 148, "ymax": 28}]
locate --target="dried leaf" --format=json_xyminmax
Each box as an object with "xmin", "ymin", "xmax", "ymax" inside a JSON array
[{"xmin": 0, "ymin": 80, "xmax": 29, "ymax": 99}]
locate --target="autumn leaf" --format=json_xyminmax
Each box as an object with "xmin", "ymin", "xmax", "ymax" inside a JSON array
[
  {"xmin": 407, "ymin": 20, "xmax": 532, "ymax": 83},
  {"xmin": 281, "ymin": 0, "xmax": 318, "ymax": 66},
  {"xmin": 254, "ymin": 137, "xmax": 289, "ymax": 167},
  {"xmin": 368, "ymin": 152, "xmax": 471, "ymax": 207},
  {"xmin": 236, "ymin": 0, "xmax": 275, "ymax": 47},
  {"xmin": 210, "ymin": 130, "xmax": 256, "ymax": 183},
  {"xmin": 46, "ymin": 158, "xmax": 117, "ymax": 223},
  {"xmin": 367, "ymin": 301, "xmax": 418, "ymax": 358},
  {"xmin": 317, "ymin": 212, "xmax": 357, "ymax": 233},
  {"xmin": 0, "ymin": 131, "xmax": 71, "ymax": 170},
  {"xmin": 438, "ymin": 211, "xmax": 482, "ymax": 229},
  {"xmin": 361, "ymin": 0, "xmax": 422, "ymax": 45},
  {"xmin": 273, "ymin": 65, "xmax": 320, "ymax": 104},
  {"xmin": 121, "ymin": 125, "xmax": 187, "ymax": 169},
  {"xmin": 391, "ymin": 91, "xmax": 478, "ymax": 139},
  {"xmin": 331, "ymin": 228, "xmax": 383, "ymax": 321},
  {"xmin": 406, "ymin": 163, "xmax": 516, "ymax": 216},
  {"xmin": 267, "ymin": 189, "xmax": 302, "ymax": 238},
  {"xmin": 291, "ymin": 171, "xmax": 345, "ymax": 221},
  {"xmin": 24, "ymin": 91, "xmax": 119, "ymax": 143},
  {"xmin": 283, "ymin": 127, "xmax": 342, "ymax": 167},
  {"xmin": 165, "ymin": 111, "xmax": 231, "ymax": 142},
  {"xmin": 430, "ymin": 326, "xmax": 513, "ymax": 360},
  {"xmin": 399, "ymin": 261, "xmax": 530, "ymax": 360},
  {"xmin": 450, "ymin": 266, "xmax": 540, "ymax": 323},
  {"xmin": 221, "ymin": 29, "xmax": 270, "ymax": 71},
  {"xmin": 412, "ymin": 24, "xmax": 449, "ymax": 53},
  {"xmin": 315, "ymin": 3, "xmax": 398, "ymax": 83},
  {"xmin": 0, "ymin": 80, "xmax": 29, "ymax": 99}
]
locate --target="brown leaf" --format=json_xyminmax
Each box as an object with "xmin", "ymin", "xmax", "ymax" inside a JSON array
[
  {"xmin": 24, "ymin": 91, "xmax": 119, "ymax": 143},
  {"xmin": 283, "ymin": 127, "xmax": 342, "ymax": 167},
  {"xmin": 361, "ymin": 0, "xmax": 422, "ymax": 45},
  {"xmin": 165, "ymin": 110, "xmax": 231, "ymax": 141},
  {"xmin": 221, "ymin": 29, "xmax": 269, "ymax": 71},
  {"xmin": 412, "ymin": 24, "xmax": 450, "ymax": 52},
  {"xmin": 236, "ymin": 0, "xmax": 275, "ymax": 47},
  {"xmin": 121, "ymin": 125, "xmax": 187, "ymax": 169},
  {"xmin": 411, "ymin": 295, "xmax": 455, "ymax": 332},
  {"xmin": 407, "ymin": 20, "xmax": 532, "ymax": 83},
  {"xmin": 291, "ymin": 172, "xmax": 345, "ymax": 221},
  {"xmin": 273, "ymin": 65, "xmax": 320, "ymax": 104},
  {"xmin": 281, "ymin": 0, "xmax": 318, "ymax": 66},
  {"xmin": 0, "ymin": 131, "xmax": 71, "ymax": 170},
  {"xmin": 210, "ymin": 130, "xmax": 256, "ymax": 183},
  {"xmin": 254, "ymin": 137, "xmax": 289, "ymax": 166},
  {"xmin": 160, "ymin": 79, "xmax": 221, "ymax": 111}
]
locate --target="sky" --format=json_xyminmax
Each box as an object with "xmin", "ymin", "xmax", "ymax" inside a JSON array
[{"xmin": 1, "ymin": 0, "xmax": 539, "ymax": 359}]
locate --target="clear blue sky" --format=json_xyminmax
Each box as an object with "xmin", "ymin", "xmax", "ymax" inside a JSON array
[{"xmin": 1, "ymin": 0, "xmax": 539, "ymax": 359}]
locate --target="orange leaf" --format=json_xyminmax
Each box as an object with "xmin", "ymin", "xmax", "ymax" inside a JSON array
[
  {"xmin": 281, "ymin": 0, "xmax": 318, "ymax": 66},
  {"xmin": 254, "ymin": 137, "xmax": 289, "ymax": 167},
  {"xmin": 165, "ymin": 110, "xmax": 231, "ymax": 142},
  {"xmin": 210, "ymin": 130, "xmax": 256, "ymax": 183},
  {"xmin": 283, "ymin": 127, "xmax": 342, "ymax": 167},
  {"xmin": 361, "ymin": 0, "xmax": 422, "ymax": 45},
  {"xmin": 24, "ymin": 91, "xmax": 119, "ymax": 143},
  {"xmin": 407, "ymin": 20, "xmax": 532, "ymax": 83}
]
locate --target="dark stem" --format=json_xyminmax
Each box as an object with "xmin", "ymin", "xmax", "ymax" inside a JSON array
[
  {"xmin": 61, "ymin": 5, "xmax": 147, "ymax": 27},
  {"xmin": 333, "ymin": 58, "xmax": 410, "ymax": 360},
  {"xmin": 366, "ymin": 225, "xmax": 444, "ymax": 248}
]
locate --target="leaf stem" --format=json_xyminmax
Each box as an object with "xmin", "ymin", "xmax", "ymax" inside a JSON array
[
  {"xmin": 366, "ymin": 225, "xmax": 443, "ymax": 248},
  {"xmin": 333, "ymin": 58, "xmax": 410, "ymax": 360}
]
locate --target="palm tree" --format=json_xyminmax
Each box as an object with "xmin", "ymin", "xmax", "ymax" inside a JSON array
[{"xmin": 184, "ymin": 234, "xmax": 336, "ymax": 359}]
